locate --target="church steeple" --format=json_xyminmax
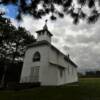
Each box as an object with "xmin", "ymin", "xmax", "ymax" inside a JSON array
[
  {"xmin": 43, "ymin": 20, "xmax": 48, "ymax": 30},
  {"xmin": 36, "ymin": 20, "xmax": 53, "ymax": 43}
]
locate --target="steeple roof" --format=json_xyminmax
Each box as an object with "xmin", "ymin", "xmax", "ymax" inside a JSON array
[{"xmin": 36, "ymin": 20, "xmax": 53, "ymax": 36}]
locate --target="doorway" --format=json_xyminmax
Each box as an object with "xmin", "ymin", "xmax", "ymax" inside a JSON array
[{"xmin": 30, "ymin": 66, "xmax": 40, "ymax": 82}]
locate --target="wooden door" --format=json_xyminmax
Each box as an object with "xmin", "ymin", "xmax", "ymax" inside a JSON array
[{"xmin": 30, "ymin": 66, "xmax": 40, "ymax": 82}]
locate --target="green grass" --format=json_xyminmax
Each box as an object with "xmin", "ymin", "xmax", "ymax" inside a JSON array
[{"xmin": 1, "ymin": 78, "xmax": 100, "ymax": 100}]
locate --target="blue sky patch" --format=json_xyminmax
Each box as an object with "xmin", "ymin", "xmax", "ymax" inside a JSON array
[{"xmin": 0, "ymin": 3, "xmax": 18, "ymax": 18}]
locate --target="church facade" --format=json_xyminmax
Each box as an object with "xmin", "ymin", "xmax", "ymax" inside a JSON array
[{"xmin": 20, "ymin": 22, "xmax": 78, "ymax": 86}]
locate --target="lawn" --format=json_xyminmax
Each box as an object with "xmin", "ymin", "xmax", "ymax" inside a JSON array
[{"xmin": 0, "ymin": 78, "xmax": 100, "ymax": 100}]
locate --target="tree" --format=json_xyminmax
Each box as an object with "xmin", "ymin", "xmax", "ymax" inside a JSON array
[
  {"xmin": 0, "ymin": 15, "xmax": 35, "ymax": 64},
  {"xmin": 0, "ymin": 0, "xmax": 100, "ymax": 24},
  {"xmin": 6, "ymin": 26, "xmax": 36, "ymax": 64},
  {"xmin": 0, "ymin": 15, "xmax": 36, "ymax": 87}
]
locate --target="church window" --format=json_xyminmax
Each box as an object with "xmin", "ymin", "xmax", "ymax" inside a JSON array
[
  {"xmin": 33, "ymin": 52, "xmax": 41, "ymax": 62},
  {"xmin": 59, "ymin": 68, "xmax": 63, "ymax": 77}
]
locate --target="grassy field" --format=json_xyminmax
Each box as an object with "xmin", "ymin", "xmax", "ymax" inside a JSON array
[{"xmin": 0, "ymin": 78, "xmax": 100, "ymax": 100}]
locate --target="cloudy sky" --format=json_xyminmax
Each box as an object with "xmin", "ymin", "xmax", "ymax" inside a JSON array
[{"xmin": 1, "ymin": 3, "xmax": 100, "ymax": 72}]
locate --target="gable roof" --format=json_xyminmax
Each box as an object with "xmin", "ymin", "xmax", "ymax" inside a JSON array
[
  {"xmin": 27, "ymin": 40, "xmax": 50, "ymax": 48},
  {"xmin": 27, "ymin": 40, "xmax": 78, "ymax": 68}
]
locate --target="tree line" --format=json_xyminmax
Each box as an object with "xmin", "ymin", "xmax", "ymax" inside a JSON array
[{"xmin": 79, "ymin": 70, "xmax": 100, "ymax": 78}]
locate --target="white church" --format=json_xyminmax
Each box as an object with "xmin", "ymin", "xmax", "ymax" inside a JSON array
[{"xmin": 20, "ymin": 21, "xmax": 78, "ymax": 86}]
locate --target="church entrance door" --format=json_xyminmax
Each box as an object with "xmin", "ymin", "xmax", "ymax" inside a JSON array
[{"xmin": 30, "ymin": 66, "xmax": 40, "ymax": 82}]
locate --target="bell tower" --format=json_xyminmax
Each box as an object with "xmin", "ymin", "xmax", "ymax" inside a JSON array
[{"xmin": 36, "ymin": 20, "xmax": 53, "ymax": 43}]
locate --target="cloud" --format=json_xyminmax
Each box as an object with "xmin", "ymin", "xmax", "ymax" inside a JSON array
[
  {"xmin": 20, "ymin": 14, "xmax": 55, "ymax": 38},
  {"xmin": 20, "ymin": 14, "xmax": 100, "ymax": 72},
  {"xmin": 63, "ymin": 42, "xmax": 100, "ymax": 70},
  {"xmin": 0, "ymin": 5, "xmax": 7, "ymax": 13}
]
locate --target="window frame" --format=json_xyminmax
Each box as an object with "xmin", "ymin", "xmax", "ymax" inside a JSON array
[
  {"xmin": 59, "ymin": 68, "xmax": 64, "ymax": 78},
  {"xmin": 33, "ymin": 52, "xmax": 41, "ymax": 62}
]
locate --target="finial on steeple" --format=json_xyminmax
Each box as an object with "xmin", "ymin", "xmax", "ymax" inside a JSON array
[
  {"xmin": 45, "ymin": 19, "xmax": 48, "ymax": 24},
  {"xmin": 43, "ymin": 19, "xmax": 48, "ymax": 30}
]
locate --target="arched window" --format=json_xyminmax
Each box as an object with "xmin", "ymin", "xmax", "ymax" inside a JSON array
[{"xmin": 33, "ymin": 52, "xmax": 41, "ymax": 62}]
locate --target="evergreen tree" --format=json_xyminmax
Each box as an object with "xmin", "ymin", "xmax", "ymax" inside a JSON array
[{"xmin": 0, "ymin": 14, "xmax": 36, "ymax": 87}]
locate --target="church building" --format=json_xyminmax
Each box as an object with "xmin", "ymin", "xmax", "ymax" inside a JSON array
[{"xmin": 20, "ymin": 21, "xmax": 78, "ymax": 86}]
